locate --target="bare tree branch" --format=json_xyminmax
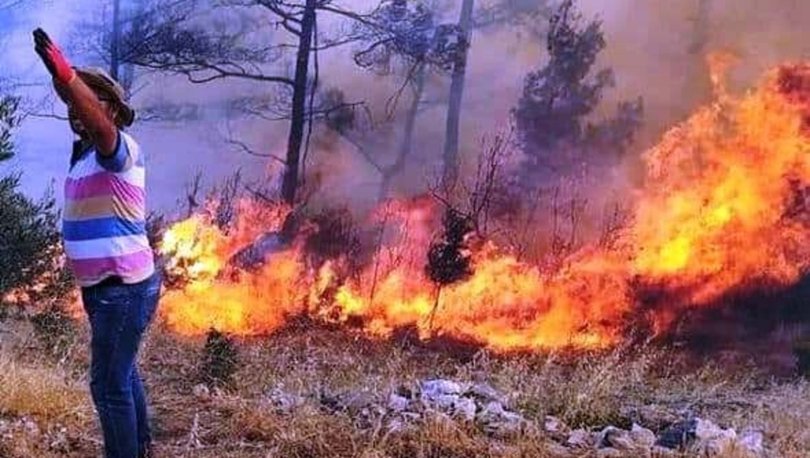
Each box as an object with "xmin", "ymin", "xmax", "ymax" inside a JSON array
[
  {"xmin": 225, "ymin": 132, "xmax": 287, "ymax": 164},
  {"xmin": 27, "ymin": 112, "xmax": 70, "ymax": 121}
]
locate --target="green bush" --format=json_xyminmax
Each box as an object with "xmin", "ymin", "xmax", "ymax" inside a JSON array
[
  {"xmin": 0, "ymin": 95, "xmax": 21, "ymax": 162},
  {"xmin": 0, "ymin": 93, "xmax": 70, "ymax": 312},
  {"xmin": 0, "ymin": 175, "xmax": 63, "ymax": 298},
  {"xmin": 31, "ymin": 304, "xmax": 78, "ymax": 362},
  {"xmin": 200, "ymin": 328, "xmax": 239, "ymax": 389}
]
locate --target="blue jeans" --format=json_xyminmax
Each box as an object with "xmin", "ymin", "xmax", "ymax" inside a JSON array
[{"xmin": 82, "ymin": 273, "xmax": 161, "ymax": 458}]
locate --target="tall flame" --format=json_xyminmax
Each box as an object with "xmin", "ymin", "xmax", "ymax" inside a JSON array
[
  {"xmin": 158, "ymin": 61, "xmax": 810, "ymax": 351},
  {"xmin": 632, "ymin": 61, "xmax": 810, "ymax": 304}
]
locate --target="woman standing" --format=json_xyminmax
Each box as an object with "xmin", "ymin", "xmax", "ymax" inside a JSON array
[{"xmin": 33, "ymin": 28, "xmax": 160, "ymax": 458}]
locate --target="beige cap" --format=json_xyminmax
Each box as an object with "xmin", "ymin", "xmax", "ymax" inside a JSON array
[{"xmin": 56, "ymin": 66, "xmax": 135, "ymax": 127}]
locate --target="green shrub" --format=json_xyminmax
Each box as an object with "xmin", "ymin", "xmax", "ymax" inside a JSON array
[
  {"xmin": 0, "ymin": 95, "xmax": 21, "ymax": 162},
  {"xmin": 0, "ymin": 92, "xmax": 71, "ymax": 317},
  {"xmin": 200, "ymin": 328, "xmax": 239, "ymax": 389},
  {"xmin": 30, "ymin": 304, "xmax": 78, "ymax": 362},
  {"xmin": 0, "ymin": 175, "xmax": 63, "ymax": 298}
]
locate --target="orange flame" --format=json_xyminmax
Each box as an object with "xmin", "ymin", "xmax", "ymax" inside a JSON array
[
  {"xmin": 157, "ymin": 61, "xmax": 810, "ymax": 351},
  {"xmin": 632, "ymin": 62, "xmax": 810, "ymax": 301}
]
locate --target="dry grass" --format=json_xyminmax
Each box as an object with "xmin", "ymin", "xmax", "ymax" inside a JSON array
[
  {"xmin": 0, "ymin": 351, "xmax": 90, "ymax": 422},
  {"xmin": 166, "ymin": 396, "xmax": 553, "ymax": 458},
  {"xmin": 0, "ymin": 318, "xmax": 808, "ymax": 457},
  {"xmin": 736, "ymin": 381, "xmax": 810, "ymax": 456},
  {"xmin": 0, "ymin": 341, "xmax": 95, "ymax": 458}
]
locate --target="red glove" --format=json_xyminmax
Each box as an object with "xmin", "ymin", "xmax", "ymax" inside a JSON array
[{"xmin": 33, "ymin": 28, "xmax": 76, "ymax": 85}]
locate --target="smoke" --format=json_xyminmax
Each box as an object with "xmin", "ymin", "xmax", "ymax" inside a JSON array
[
  {"xmin": 584, "ymin": 0, "xmax": 810, "ymax": 137},
  {"xmin": 316, "ymin": 0, "xmax": 810, "ymax": 214},
  {"xmin": 1, "ymin": 0, "xmax": 808, "ymax": 217}
]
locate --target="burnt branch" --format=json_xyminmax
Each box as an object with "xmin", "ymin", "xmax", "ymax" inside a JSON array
[
  {"xmin": 474, "ymin": 0, "xmax": 553, "ymax": 33},
  {"xmin": 226, "ymin": 137, "xmax": 287, "ymax": 164},
  {"xmin": 124, "ymin": 4, "xmax": 295, "ymax": 85},
  {"xmin": 468, "ymin": 130, "xmax": 511, "ymax": 234},
  {"xmin": 185, "ymin": 171, "xmax": 203, "ymax": 217}
]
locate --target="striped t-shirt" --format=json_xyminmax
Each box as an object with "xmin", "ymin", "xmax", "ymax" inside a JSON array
[{"xmin": 63, "ymin": 131, "xmax": 155, "ymax": 287}]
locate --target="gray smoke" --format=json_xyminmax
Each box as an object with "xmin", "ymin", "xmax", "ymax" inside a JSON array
[{"xmin": 1, "ymin": 0, "xmax": 808, "ymax": 216}]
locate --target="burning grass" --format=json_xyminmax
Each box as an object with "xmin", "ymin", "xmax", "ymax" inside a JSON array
[{"xmin": 153, "ymin": 61, "xmax": 810, "ymax": 357}]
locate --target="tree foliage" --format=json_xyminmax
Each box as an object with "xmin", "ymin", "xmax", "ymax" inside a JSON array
[
  {"xmin": 426, "ymin": 209, "xmax": 473, "ymax": 287},
  {"xmin": 514, "ymin": 0, "xmax": 642, "ymax": 179},
  {"xmin": 0, "ymin": 96, "xmax": 21, "ymax": 162},
  {"xmin": 0, "ymin": 94, "xmax": 65, "ymax": 303},
  {"xmin": 0, "ymin": 174, "xmax": 62, "ymax": 297},
  {"xmin": 118, "ymin": 0, "xmax": 395, "ymax": 204},
  {"xmin": 354, "ymin": 0, "xmax": 461, "ymax": 73}
]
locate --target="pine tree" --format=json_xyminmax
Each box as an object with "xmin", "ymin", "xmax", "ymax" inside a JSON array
[{"xmin": 514, "ymin": 0, "xmax": 642, "ymax": 182}]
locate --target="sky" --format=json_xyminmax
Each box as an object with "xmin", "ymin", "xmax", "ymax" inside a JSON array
[
  {"xmin": 1, "ymin": 0, "xmax": 808, "ymax": 214},
  {"xmin": 1, "ymin": 0, "xmax": 275, "ymax": 214}
]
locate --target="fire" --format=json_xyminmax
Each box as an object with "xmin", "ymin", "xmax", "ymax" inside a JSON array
[
  {"xmin": 329, "ymin": 244, "xmax": 630, "ymax": 350},
  {"xmin": 158, "ymin": 200, "xmax": 294, "ymax": 334},
  {"xmin": 157, "ymin": 61, "xmax": 810, "ymax": 351},
  {"xmin": 160, "ymin": 215, "xmax": 226, "ymax": 285},
  {"xmin": 160, "ymin": 249, "xmax": 308, "ymax": 336},
  {"xmin": 631, "ymin": 61, "xmax": 810, "ymax": 307}
]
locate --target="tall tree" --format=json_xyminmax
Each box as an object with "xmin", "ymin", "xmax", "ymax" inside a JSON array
[
  {"xmin": 282, "ymin": 0, "xmax": 317, "ymax": 204},
  {"xmin": 474, "ymin": 0, "xmax": 552, "ymax": 33},
  {"xmin": 439, "ymin": 0, "xmax": 553, "ymax": 189},
  {"xmin": 441, "ymin": 0, "xmax": 474, "ymax": 189},
  {"xmin": 349, "ymin": 0, "xmax": 456, "ymax": 201},
  {"xmin": 127, "ymin": 0, "xmax": 387, "ymax": 204},
  {"xmin": 380, "ymin": 64, "xmax": 425, "ymax": 200},
  {"xmin": 110, "ymin": 0, "xmax": 122, "ymax": 81},
  {"xmin": 685, "ymin": 0, "xmax": 714, "ymax": 108},
  {"xmin": 513, "ymin": 0, "xmax": 642, "ymax": 182},
  {"xmin": 75, "ymin": 0, "xmax": 145, "ymax": 94},
  {"xmin": 688, "ymin": 0, "xmax": 712, "ymax": 56},
  {"xmin": 352, "ymin": 0, "xmax": 551, "ymax": 196},
  {"xmin": 341, "ymin": 0, "xmax": 551, "ymax": 200}
]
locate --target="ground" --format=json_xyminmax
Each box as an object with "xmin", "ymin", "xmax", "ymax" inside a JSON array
[{"xmin": 0, "ymin": 314, "xmax": 808, "ymax": 458}]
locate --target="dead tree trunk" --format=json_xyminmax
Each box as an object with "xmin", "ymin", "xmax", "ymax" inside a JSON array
[
  {"xmin": 442, "ymin": 0, "xmax": 474, "ymax": 189},
  {"xmin": 686, "ymin": 0, "xmax": 713, "ymax": 112},
  {"xmin": 688, "ymin": 0, "xmax": 711, "ymax": 55},
  {"xmin": 379, "ymin": 64, "xmax": 426, "ymax": 202},
  {"xmin": 119, "ymin": 0, "xmax": 146, "ymax": 94},
  {"xmin": 110, "ymin": 0, "xmax": 121, "ymax": 81},
  {"xmin": 281, "ymin": 0, "xmax": 317, "ymax": 205}
]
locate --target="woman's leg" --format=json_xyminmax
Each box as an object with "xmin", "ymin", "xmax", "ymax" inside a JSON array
[
  {"xmin": 131, "ymin": 364, "xmax": 151, "ymax": 454},
  {"xmin": 134, "ymin": 273, "xmax": 161, "ymax": 457},
  {"xmin": 85, "ymin": 284, "xmax": 148, "ymax": 458}
]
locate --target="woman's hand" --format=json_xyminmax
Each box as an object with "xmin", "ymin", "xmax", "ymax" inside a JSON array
[
  {"xmin": 33, "ymin": 28, "xmax": 119, "ymax": 156},
  {"xmin": 33, "ymin": 28, "xmax": 76, "ymax": 85}
]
